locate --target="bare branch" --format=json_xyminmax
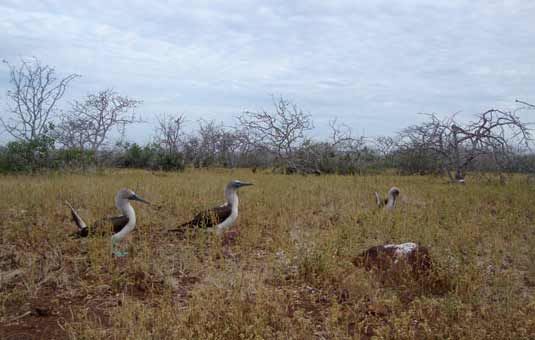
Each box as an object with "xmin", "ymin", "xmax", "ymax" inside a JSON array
[
  {"xmin": 515, "ymin": 99, "xmax": 535, "ymax": 109},
  {"xmin": 237, "ymin": 96, "xmax": 313, "ymax": 166},
  {"xmin": 55, "ymin": 89, "xmax": 141, "ymax": 152},
  {"xmin": 399, "ymin": 104, "xmax": 533, "ymax": 181},
  {"xmin": 1, "ymin": 57, "xmax": 79, "ymax": 141},
  {"xmin": 154, "ymin": 113, "xmax": 186, "ymax": 154}
]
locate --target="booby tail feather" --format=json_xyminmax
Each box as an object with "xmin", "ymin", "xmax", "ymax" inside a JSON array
[
  {"xmin": 374, "ymin": 192, "xmax": 383, "ymax": 207},
  {"xmin": 65, "ymin": 201, "xmax": 89, "ymax": 238}
]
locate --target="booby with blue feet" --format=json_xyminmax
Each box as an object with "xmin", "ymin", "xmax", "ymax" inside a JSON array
[
  {"xmin": 66, "ymin": 188, "xmax": 150, "ymax": 256},
  {"xmin": 169, "ymin": 180, "xmax": 253, "ymax": 235}
]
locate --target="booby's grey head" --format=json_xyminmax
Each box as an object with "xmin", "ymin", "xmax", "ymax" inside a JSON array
[
  {"xmin": 115, "ymin": 188, "xmax": 150, "ymax": 205},
  {"xmin": 388, "ymin": 187, "xmax": 400, "ymax": 198},
  {"xmin": 228, "ymin": 180, "xmax": 254, "ymax": 189},
  {"xmin": 223, "ymin": 180, "xmax": 253, "ymax": 206},
  {"xmin": 385, "ymin": 186, "xmax": 400, "ymax": 209}
]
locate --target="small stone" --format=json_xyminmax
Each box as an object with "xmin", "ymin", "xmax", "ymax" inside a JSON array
[{"xmin": 95, "ymin": 284, "xmax": 111, "ymax": 293}]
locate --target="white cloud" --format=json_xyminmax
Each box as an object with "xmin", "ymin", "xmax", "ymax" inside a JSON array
[{"xmin": 1, "ymin": 0, "xmax": 534, "ymax": 143}]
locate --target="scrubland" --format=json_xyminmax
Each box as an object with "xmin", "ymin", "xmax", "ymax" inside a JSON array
[{"xmin": 0, "ymin": 169, "xmax": 534, "ymax": 339}]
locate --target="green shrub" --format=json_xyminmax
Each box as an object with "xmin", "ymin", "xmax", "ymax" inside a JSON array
[
  {"xmin": 115, "ymin": 142, "xmax": 184, "ymax": 171},
  {"xmin": 0, "ymin": 135, "xmax": 56, "ymax": 173}
]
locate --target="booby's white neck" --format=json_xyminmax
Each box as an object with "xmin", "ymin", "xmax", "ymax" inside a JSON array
[
  {"xmin": 386, "ymin": 192, "xmax": 397, "ymax": 209},
  {"xmin": 216, "ymin": 186, "xmax": 239, "ymax": 235},
  {"xmin": 225, "ymin": 186, "xmax": 239, "ymax": 208},
  {"xmin": 112, "ymin": 199, "xmax": 136, "ymax": 242}
]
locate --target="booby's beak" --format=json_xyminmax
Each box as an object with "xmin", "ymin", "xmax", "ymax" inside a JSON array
[
  {"xmin": 129, "ymin": 194, "xmax": 150, "ymax": 204},
  {"xmin": 238, "ymin": 182, "xmax": 253, "ymax": 187}
]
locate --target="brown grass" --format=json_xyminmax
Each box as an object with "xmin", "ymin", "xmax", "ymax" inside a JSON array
[{"xmin": 1, "ymin": 169, "xmax": 534, "ymax": 339}]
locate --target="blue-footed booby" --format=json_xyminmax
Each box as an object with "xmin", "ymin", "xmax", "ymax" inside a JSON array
[
  {"xmin": 374, "ymin": 187, "xmax": 400, "ymax": 210},
  {"xmin": 66, "ymin": 188, "xmax": 150, "ymax": 257},
  {"xmin": 168, "ymin": 180, "xmax": 253, "ymax": 235}
]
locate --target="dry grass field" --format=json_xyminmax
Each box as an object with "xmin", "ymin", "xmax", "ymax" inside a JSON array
[{"xmin": 1, "ymin": 169, "xmax": 534, "ymax": 339}]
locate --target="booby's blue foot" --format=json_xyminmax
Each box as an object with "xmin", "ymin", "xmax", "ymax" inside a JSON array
[
  {"xmin": 113, "ymin": 250, "xmax": 128, "ymax": 257},
  {"xmin": 111, "ymin": 238, "xmax": 128, "ymax": 257},
  {"xmin": 112, "ymin": 241, "xmax": 128, "ymax": 257}
]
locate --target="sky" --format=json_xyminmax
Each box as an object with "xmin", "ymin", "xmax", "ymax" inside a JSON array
[{"xmin": 1, "ymin": 0, "xmax": 534, "ymax": 144}]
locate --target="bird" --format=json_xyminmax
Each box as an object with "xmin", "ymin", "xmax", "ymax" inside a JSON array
[
  {"xmin": 66, "ymin": 188, "xmax": 150, "ymax": 257},
  {"xmin": 168, "ymin": 180, "xmax": 253, "ymax": 235},
  {"xmin": 374, "ymin": 187, "xmax": 400, "ymax": 210}
]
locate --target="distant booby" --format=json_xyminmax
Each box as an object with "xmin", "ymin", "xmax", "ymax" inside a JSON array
[
  {"xmin": 66, "ymin": 188, "xmax": 150, "ymax": 257},
  {"xmin": 168, "ymin": 180, "xmax": 253, "ymax": 235},
  {"xmin": 374, "ymin": 187, "xmax": 400, "ymax": 210}
]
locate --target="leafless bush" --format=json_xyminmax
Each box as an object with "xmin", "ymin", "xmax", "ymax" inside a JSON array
[
  {"xmin": 399, "ymin": 104, "xmax": 532, "ymax": 181},
  {"xmin": 295, "ymin": 118, "xmax": 370, "ymax": 174},
  {"xmin": 180, "ymin": 120, "xmax": 251, "ymax": 168},
  {"xmin": 238, "ymin": 96, "xmax": 313, "ymax": 168},
  {"xmin": 56, "ymin": 89, "xmax": 141, "ymax": 152},
  {"xmin": 374, "ymin": 136, "xmax": 398, "ymax": 163},
  {"xmin": 328, "ymin": 118, "xmax": 367, "ymax": 159},
  {"xmin": 154, "ymin": 113, "xmax": 186, "ymax": 154},
  {"xmin": 1, "ymin": 57, "xmax": 79, "ymax": 141}
]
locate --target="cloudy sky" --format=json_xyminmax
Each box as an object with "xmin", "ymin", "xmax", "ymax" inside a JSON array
[{"xmin": 1, "ymin": 0, "xmax": 534, "ymax": 143}]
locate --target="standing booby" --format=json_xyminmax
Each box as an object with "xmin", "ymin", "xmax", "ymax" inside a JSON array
[
  {"xmin": 374, "ymin": 187, "xmax": 400, "ymax": 210},
  {"xmin": 168, "ymin": 180, "xmax": 253, "ymax": 235},
  {"xmin": 66, "ymin": 188, "xmax": 150, "ymax": 257}
]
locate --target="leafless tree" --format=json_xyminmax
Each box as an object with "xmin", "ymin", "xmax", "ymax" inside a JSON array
[
  {"xmin": 198, "ymin": 120, "xmax": 248, "ymax": 167},
  {"xmin": 329, "ymin": 118, "xmax": 352, "ymax": 148},
  {"xmin": 56, "ymin": 89, "xmax": 141, "ymax": 152},
  {"xmin": 55, "ymin": 114, "xmax": 88, "ymax": 149},
  {"xmin": 178, "ymin": 119, "xmax": 255, "ymax": 168},
  {"xmin": 400, "ymin": 105, "xmax": 532, "ymax": 182},
  {"xmin": 293, "ymin": 118, "xmax": 368, "ymax": 174},
  {"xmin": 328, "ymin": 118, "xmax": 366, "ymax": 154},
  {"xmin": 154, "ymin": 113, "xmax": 186, "ymax": 154},
  {"xmin": 198, "ymin": 119, "xmax": 224, "ymax": 166},
  {"xmin": 182, "ymin": 119, "xmax": 224, "ymax": 167},
  {"xmin": 374, "ymin": 136, "xmax": 397, "ymax": 158},
  {"xmin": 218, "ymin": 128, "xmax": 254, "ymax": 168},
  {"xmin": 238, "ymin": 96, "xmax": 313, "ymax": 167},
  {"xmin": 1, "ymin": 57, "xmax": 79, "ymax": 141}
]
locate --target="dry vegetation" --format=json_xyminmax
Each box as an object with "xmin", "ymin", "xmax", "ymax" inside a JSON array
[{"xmin": 1, "ymin": 169, "xmax": 534, "ymax": 339}]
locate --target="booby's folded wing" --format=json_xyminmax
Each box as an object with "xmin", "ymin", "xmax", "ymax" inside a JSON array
[
  {"xmin": 89, "ymin": 215, "xmax": 130, "ymax": 236},
  {"xmin": 170, "ymin": 204, "xmax": 232, "ymax": 231},
  {"xmin": 187, "ymin": 204, "xmax": 232, "ymax": 228},
  {"xmin": 110, "ymin": 215, "xmax": 130, "ymax": 234}
]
